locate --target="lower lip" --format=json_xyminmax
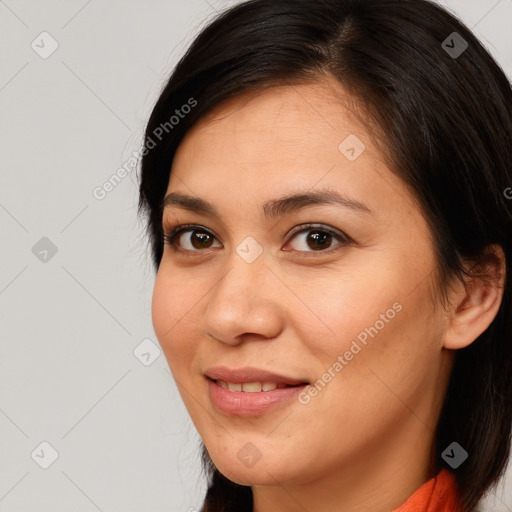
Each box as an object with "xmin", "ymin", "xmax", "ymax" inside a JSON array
[{"xmin": 207, "ymin": 378, "xmax": 308, "ymax": 416}]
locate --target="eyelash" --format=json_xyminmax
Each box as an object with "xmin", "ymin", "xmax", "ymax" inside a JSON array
[{"xmin": 162, "ymin": 223, "xmax": 352, "ymax": 256}]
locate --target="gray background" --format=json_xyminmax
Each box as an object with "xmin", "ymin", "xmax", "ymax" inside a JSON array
[{"xmin": 0, "ymin": 1, "xmax": 511, "ymax": 511}]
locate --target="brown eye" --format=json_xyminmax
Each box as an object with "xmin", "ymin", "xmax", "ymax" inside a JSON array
[
  {"xmin": 163, "ymin": 225, "xmax": 222, "ymax": 252},
  {"xmin": 186, "ymin": 230, "xmax": 215, "ymax": 249},
  {"xmin": 305, "ymin": 231, "xmax": 333, "ymax": 250},
  {"xmin": 286, "ymin": 225, "xmax": 349, "ymax": 253}
]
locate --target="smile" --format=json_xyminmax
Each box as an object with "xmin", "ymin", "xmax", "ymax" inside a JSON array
[{"xmin": 206, "ymin": 378, "xmax": 309, "ymax": 416}]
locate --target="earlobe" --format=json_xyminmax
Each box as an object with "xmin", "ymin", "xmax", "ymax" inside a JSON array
[{"xmin": 443, "ymin": 244, "xmax": 506, "ymax": 350}]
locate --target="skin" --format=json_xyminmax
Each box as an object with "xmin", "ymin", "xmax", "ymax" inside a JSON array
[{"xmin": 151, "ymin": 80, "xmax": 505, "ymax": 512}]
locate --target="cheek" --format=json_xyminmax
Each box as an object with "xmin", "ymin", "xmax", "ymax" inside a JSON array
[
  {"xmin": 151, "ymin": 265, "xmax": 201, "ymax": 337},
  {"xmin": 151, "ymin": 271, "xmax": 197, "ymax": 373},
  {"xmin": 339, "ymin": 283, "xmax": 442, "ymax": 409},
  {"xmin": 289, "ymin": 265, "xmax": 401, "ymax": 356},
  {"xmin": 301, "ymin": 258, "xmax": 439, "ymax": 382}
]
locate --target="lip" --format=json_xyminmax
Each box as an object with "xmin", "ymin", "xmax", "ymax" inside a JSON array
[
  {"xmin": 206, "ymin": 378, "xmax": 308, "ymax": 416},
  {"xmin": 204, "ymin": 366, "xmax": 309, "ymax": 386},
  {"xmin": 204, "ymin": 366, "xmax": 310, "ymax": 416}
]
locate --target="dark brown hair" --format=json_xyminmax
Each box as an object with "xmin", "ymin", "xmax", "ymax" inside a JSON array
[{"xmin": 138, "ymin": 1, "xmax": 512, "ymax": 510}]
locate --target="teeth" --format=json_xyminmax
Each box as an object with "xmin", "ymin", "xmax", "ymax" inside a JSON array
[
  {"xmin": 242, "ymin": 382, "xmax": 262, "ymax": 392},
  {"xmin": 216, "ymin": 380, "xmax": 279, "ymax": 392},
  {"xmin": 216, "ymin": 380, "xmax": 229, "ymax": 390}
]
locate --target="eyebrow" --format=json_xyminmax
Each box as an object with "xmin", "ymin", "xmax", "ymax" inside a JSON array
[{"xmin": 161, "ymin": 188, "xmax": 372, "ymax": 221}]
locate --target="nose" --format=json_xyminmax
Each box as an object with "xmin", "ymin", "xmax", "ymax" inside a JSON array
[{"xmin": 201, "ymin": 252, "xmax": 284, "ymax": 346}]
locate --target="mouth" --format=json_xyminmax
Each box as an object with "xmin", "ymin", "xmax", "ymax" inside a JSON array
[
  {"xmin": 203, "ymin": 366, "xmax": 310, "ymax": 415},
  {"xmin": 205, "ymin": 373, "xmax": 310, "ymax": 416}
]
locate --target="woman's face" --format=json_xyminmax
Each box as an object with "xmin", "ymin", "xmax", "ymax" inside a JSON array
[{"xmin": 152, "ymin": 81, "xmax": 454, "ymax": 494}]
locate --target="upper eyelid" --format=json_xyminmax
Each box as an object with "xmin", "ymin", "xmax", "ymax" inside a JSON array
[{"xmin": 163, "ymin": 222, "xmax": 344, "ymax": 237}]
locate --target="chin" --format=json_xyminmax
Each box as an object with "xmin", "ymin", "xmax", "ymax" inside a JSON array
[
  {"xmin": 218, "ymin": 467, "xmax": 282, "ymax": 487},
  {"xmin": 210, "ymin": 453, "xmax": 300, "ymax": 487}
]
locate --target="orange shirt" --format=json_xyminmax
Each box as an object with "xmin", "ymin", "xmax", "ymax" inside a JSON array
[{"xmin": 392, "ymin": 469, "xmax": 460, "ymax": 512}]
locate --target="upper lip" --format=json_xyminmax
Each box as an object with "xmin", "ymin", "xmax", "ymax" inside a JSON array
[{"xmin": 204, "ymin": 366, "xmax": 309, "ymax": 385}]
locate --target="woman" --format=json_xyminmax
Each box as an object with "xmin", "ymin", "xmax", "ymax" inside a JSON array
[{"xmin": 138, "ymin": 0, "xmax": 512, "ymax": 510}]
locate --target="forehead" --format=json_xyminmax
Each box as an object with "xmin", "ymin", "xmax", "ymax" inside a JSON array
[{"xmin": 171, "ymin": 82, "xmax": 380, "ymax": 182}]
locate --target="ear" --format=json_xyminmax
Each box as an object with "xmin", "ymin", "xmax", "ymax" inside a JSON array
[{"xmin": 443, "ymin": 244, "xmax": 506, "ymax": 350}]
